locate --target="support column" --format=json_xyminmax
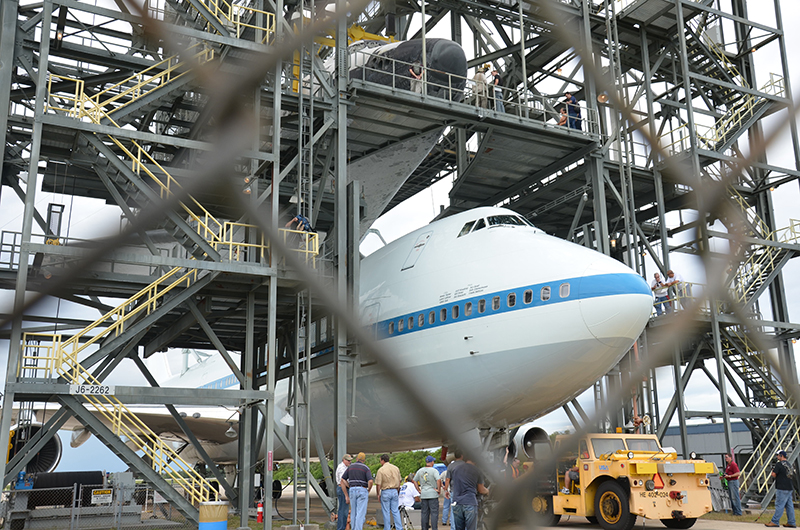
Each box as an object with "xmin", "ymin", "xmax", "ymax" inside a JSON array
[
  {"xmin": 671, "ymin": 346, "xmax": 689, "ymax": 456},
  {"xmin": 263, "ymin": 0, "xmax": 283, "ymax": 525},
  {"xmin": 0, "ymin": 0, "xmax": 53, "ymax": 486},
  {"xmin": 333, "ymin": 0, "xmax": 349, "ymax": 468},
  {"xmin": 0, "ymin": 0, "xmax": 19, "ymax": 189},
  {"xmin": 238, "ymin": 291, "xmax": 256, "ymax": 523}
]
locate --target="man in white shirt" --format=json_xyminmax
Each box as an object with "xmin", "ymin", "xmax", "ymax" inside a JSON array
[
  {"xmin": 335, "ymin": 454, "xmax": 352, "ymax": 530},
  {"xmin": 650, "ymin": 272, "xmax": 670, "ymax": 316},
  {"xmin": 665, "ymin": 269, "xmax": 687, "ymax": 310},
  {"xmin": 399, "ymin": 477, "xmax": 420, "ymax": 509}
]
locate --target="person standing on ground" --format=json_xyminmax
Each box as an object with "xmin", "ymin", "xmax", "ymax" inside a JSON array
[
  {"xmin": 336, "ymin": 454, "xmax": 353, "ymax": 530},
  {"xmin": 723, "ymin": 453, "xmax": 742, "ymax": 516},
  {"xmin": 440, "ymin": 467, "xmax": 450, "ymax": 526},
  {"xmin": 415, "ymin": 456, "xmax": 442, "ymax": 530},
  {"xmin": 564, "ymin": 91, "xmax": 581, "ymax": 130},
  {"xmin": 342, "ymin": 452, "xmax": 374, "ymax": 530},
  {"xmin": 766, "ymin": 450, "xmax": 796, "ymax": 528},
  {"xmin": 375, "ymin": 454, "xmax": 403, "ymax": 530},
  {"xmin": 446, "ymin": 454, "xmax": 488, "ymax": 530},
  {"xmin": 491, "ymin": 69, "xmax": 504, "ymax": 112}
]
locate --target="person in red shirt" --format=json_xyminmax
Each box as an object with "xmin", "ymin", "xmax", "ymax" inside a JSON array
[{"xmin": 723, "ymin": 453, "xmax": 742, "ymax": 516}]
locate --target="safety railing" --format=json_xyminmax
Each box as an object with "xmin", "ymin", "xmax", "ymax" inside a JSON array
[
  {"xmin": 348, "ymin": 49, "xmax": 601, "ymax": 135},
  {"xmin": 20, "ymin": 331, "xmax": 216, "ymax": 505},
  {"xmin": 722, "ymin": 325, "xmax": 779, "ymax": 406},
  {"xmin": 740, "ymin": 401, "xmax": 800, "ymax": 497},
  {"xmin": 729, "ymin": 218, "xmax": 799, "ymax": 304},
  {"xmin": 659, "ymin": 75, "xmax": 783, "ymax": 155},
  {"xmin": 46, "ymin": 267, "xmax": 197, "ymax": 365},
  {"xmin": 194, "ymin": 0, "xmax": 275, "ymax": 41},
  {"xmin": 46, "ymin": 44, "xmax": 214, "ymax": 122},
  {"xmin": 650, "ymin": 281, "xmax": 703, "ymax": 316},
  {"xmin": 685, "ymin": 15, "xmax": 748, "ymax": 88},
  {"xmin": 45, "ymin": 74, "xmax": 293, "ymax": 267},
  {"xmin": 280, "ymin": 228, "xmax": 319, "ymax": 267}
]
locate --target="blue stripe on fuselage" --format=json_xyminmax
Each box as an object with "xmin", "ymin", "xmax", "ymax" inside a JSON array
[{"xmin": 373, "ymin": 272, "xmax": 650, "ymax": 339}]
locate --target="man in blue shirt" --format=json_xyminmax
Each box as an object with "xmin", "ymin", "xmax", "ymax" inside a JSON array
[
  {"xmin": 564, "ymin": 91, "xmax": 581, "ymax": 130},
  {"xmin": 285, "ymin": 214, "xmax": 313, "ymax": 232},
  {"xmin": 342, "ymin": 452, "xmax": 374, "ymax": 530},
  {"xmin": 445, "ymin": 454, "xmax": 488, "ymax": 530}
]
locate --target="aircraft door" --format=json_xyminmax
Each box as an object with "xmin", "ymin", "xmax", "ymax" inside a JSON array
[
  {"xmin": 362, "ymin": 302, "xmax": 381, "ymax": 339},
  {"xmin": 401, "ymin": 231, "xmax": 432, "ymax": 270}
]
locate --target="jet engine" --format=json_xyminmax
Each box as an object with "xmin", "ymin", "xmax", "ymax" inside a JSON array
[
  {"xmin": 510, "ymin": 425, "xmax": 550, "ymax": 461},
  {"xmin": 8, "ymin": 423, "xmax": 63, "ymax": 473}
]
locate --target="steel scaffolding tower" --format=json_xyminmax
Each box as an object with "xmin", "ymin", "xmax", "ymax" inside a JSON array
[{"xmin": 0, "ymin": 0, "xmax": 798, "ymax": 523}]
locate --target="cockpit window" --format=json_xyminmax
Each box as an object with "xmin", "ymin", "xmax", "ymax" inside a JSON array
[
  {"xmin": 458, "ymin": 221, "xmax": 476, "ymax": 237},
  {"xmin": 473, "ymin": 218, "xmax": 486, "ymax": 232},
  {"xmin": 487, "ymin": 215, "xmax": 525, "ymax": 227}
]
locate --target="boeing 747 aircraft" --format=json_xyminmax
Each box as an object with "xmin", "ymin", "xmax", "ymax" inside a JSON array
[
  {"xmin": 11, "ymin": 206, "xmax": 652, "ymax": 476},
  {"xmin": 171, "ymin": 206, "xmax": 653, "ymax": 463}
]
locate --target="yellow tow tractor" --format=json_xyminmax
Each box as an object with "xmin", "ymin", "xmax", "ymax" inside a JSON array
[{"xmin": 542, "ymin": 433, "xmax": 716, "ymax": 530}]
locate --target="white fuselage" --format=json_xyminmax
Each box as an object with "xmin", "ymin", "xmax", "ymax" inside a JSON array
[{"xmin": 179, "ymin": 206, "xmax": 653, "ymax": 463}]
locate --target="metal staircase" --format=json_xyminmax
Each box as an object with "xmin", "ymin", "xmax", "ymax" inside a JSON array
[
  {"xmin": 160, "ymin": 0, "xmax": 275, "ymax": 41},
  {"xmin": 720, "ymin": 326, "xmax": 781, "ymax": 408},
  {"xmin": 19, "ymin": 266, "xmax": 217, "ymax": 516},
  {"xmin": 724, "ymin": 187, "xmax": 800, "ymax": 306},
  {"xmin": 31, "ymin": 17, "xmax": 319, "ymax": 518},
  {"xmin": 739, "ymin": 405, "xmax": 800, "ymax": 505},
  {"xmin": 661, "ymin": 14, "xmax": 784, "ymax": 155}
]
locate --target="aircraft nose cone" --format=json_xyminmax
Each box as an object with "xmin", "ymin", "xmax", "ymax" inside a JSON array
[
  {"xmin": 430, "ymin": 39, "xmax": 467, "ymax": 77},
  {"xmin": 578, "ymin": 260, "xmax": 653, "ymax": 347}
]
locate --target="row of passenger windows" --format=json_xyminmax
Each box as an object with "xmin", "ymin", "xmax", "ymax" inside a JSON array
[{"xmin": 387, "ymin": 283, "xmax": 571, "ymax": 335}]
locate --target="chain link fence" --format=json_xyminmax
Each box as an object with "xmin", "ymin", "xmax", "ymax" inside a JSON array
[{"xmin": 0, "ymin": 484, "xmax": 196, "ymax": 530}]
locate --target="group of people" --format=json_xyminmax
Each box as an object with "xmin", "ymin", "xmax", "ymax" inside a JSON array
[
  {"xmin": 649, "ymin": 269, "xmax": 686, "ymax": 316},
  {"xmin": 471, "ymin": 65, "xmax": 504, "ymax": 111},
  {"xmin": 335, "ymin": 450, "xmax": 488, "ymax": 530},
  {"xmin": 724, "ymin": 449, "xmax": 796, "ymax": 528},
  {"xmin": 558, "ymin": 91, "xmax": 582, "ymax": 130}
]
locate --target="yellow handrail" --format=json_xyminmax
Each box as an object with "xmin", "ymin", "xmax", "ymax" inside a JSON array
[
  {"xmin": 740, "ymin": 402, "xmax": 800, "ymax": 496},
  {"xmin": 194, "ymin": 0, "xmax": 275, "ymax": 41},
  {"xmin": 20, "ymin": 330, "xmax": 216, "ymax": 505}
]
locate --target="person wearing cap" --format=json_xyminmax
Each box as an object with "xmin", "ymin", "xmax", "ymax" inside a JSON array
[
  {"xmin": 472, "ymin": 67, "xmax": 489, "ymax": 109},
  {"xmin": 400, "ymin": 473, "xmax": 421, "ymax": 509},
  {"xmin": 336, "ymin": 454, "xmax": 352, "ymax": 530},
  {"xmin": 375, "ymin": 454, "xmax": 403, "ymax": 530},
  {"xmin": 723, "ymin": 453, "xmax": 742, "ymax": 516},
  {"xmin": 767, "ymin": 450, "xmax": 796, "ymax": 527},
  {"xmin": 414, "ymin": 456, "xmax": 442, "ymax": 530},
  {"xmin": 342, "ymin": 452, "xmax": 374, "ymax": 530}
]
